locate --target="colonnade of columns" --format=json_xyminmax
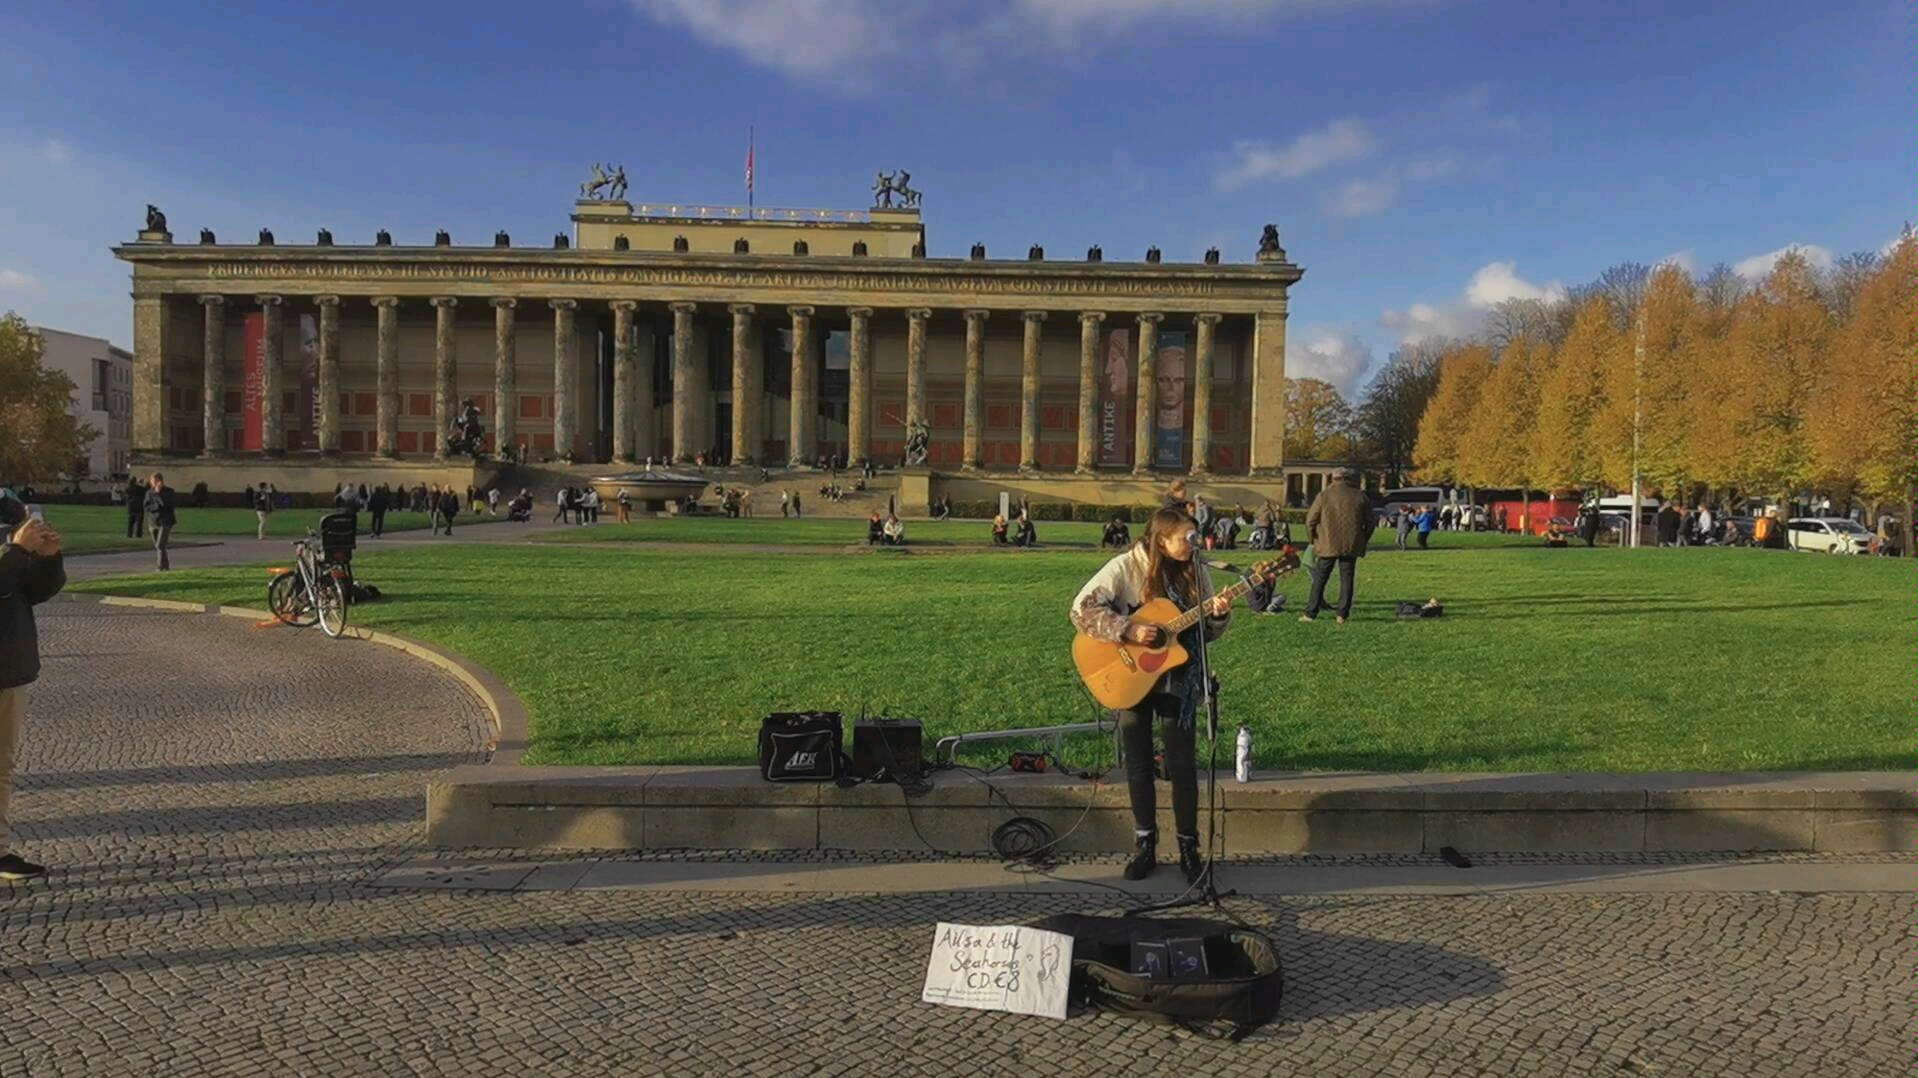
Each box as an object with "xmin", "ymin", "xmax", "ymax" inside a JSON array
[{"xmin": 184, "ymin": 296, "xmax": 1261, "ymax": 473}]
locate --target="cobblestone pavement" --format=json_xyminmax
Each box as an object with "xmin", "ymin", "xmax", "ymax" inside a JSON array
[{"xmin": 3, "ymin": 604, "xmax": 1911, "ymax": 1077}]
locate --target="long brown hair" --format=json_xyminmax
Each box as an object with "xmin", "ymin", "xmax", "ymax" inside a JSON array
[{"xmin": 1139, "ymin": 507, "xmax": 1198, "ymax": 602}]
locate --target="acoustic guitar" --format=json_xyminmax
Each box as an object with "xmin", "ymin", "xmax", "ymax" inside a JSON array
[{"xmin": 1072, "ymin": 549, "xmax": 1301, "ymax": 710}]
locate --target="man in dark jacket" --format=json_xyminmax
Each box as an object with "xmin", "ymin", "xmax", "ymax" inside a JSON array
[
  {"xmin": 143, "ymin": 473, "xmax": 177, "ymax": 571},
  {"xmin": 1301, "ymin": 468, "xmax": 1375, "ymax": 624},
  {"xmin": 0, "ymin": 494, "xmax": 65, "ymax": 880}
]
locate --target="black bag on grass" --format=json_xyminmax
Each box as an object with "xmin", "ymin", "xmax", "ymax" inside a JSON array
[{"xmin": 1032, "ymin": 914, "xmax": 1283, "ymax": 1040}]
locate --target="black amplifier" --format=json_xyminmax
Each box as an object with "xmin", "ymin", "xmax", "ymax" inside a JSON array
[{"xmin": 850, "ymin": 717, "xmax": 923, "ymax": 782}]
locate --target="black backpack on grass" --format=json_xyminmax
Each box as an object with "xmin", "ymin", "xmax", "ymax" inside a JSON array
[{"xmin": 1032, "ymin": 914, "xmax": 1283, "ymax": 1040}]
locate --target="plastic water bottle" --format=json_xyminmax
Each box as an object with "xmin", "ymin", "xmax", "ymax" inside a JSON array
[{"xmin": 1234, "ymin": 726, "xmax": 1253, "ymax": 783}]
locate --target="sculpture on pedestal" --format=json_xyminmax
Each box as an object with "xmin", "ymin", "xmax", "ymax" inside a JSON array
[
  {"xmin": 445, "ymin": 398, "xmax": 487, "ymax": 460},
  {"xmin": 199, "ymin": 228, "xmax": 216, "ymax": 245},
  {"xmin": 1257, "ymin": 224, "xmax": 1284, "ymax": 258},
  {"xmin": 580, "ymin": 163, "xmax": 628, "ymax": 201},
  {"xmin": 904, "ymin": 420, "xmax": 930, "ymax": 467},
  {"xmin": 872, "ymin": 170, "xmax": 922, "ymax": 209},
  {"xmin": 145, "ymin": 204, "xmax": 167, "ymax": 233}
]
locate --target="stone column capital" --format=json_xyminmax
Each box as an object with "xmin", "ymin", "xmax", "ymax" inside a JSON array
[
  {"xmin": 610, "ymin": 300, "xmax": 639, "ymax": 313},
  {"xmin": 1195, "ymin": 312, "xmax": 1224, "ymax": 325},
  {"xmin": 670, "ymin": 301, "xmax": 698, "ymax": 315},
  {"xmin": 847, "ymin": 307, "xmax": 874, "ymax": 319},
  {"xmin": 905, "ymin": 308, "xmax": 933, "ymax": 321},
  {"xmin": 255, "ymin": 294, "xmax": 283, "ymax": 307},
  {"xmin": 198, "ymin": 294, "xmax": 226, "ymax": 308},
  {"xmin": 549, "ymin": 298, "xmax": 578, "ymax": 312},
  {"xmin": 429, "ymin": 296, "xmax": 459, "ymax": 309},
  {"xmin": 490, "ymin": 297, "xmax": 517, "ymax": 310},
  {"xmin": 1023, "ymin": 310, "xmax": 1048, "ymax": 323},
  {"xmin": 1137, "ymin": 312, "xmax": 1164, "ymax": 325},
  {"xmin": 964, "ymin": 309, "xmax": 991, "ymax": 323},
  {"xmin": 373, "ymin": 296, "xmax": 401, "ymax": 309},
  {"xmin": 1078, "ymin": 311, "xmax": 1106, "ymax": 325},
  {"xmin": 728, "ymin": 303, "xmax": 756, "ymax": 317},
  {"xmin": 315, "ymin": 295, "xmax": 341, "ymax": 308},
  {"xmin": 787, "ymin": 305, "xmax": 815, "ymax": 319}
]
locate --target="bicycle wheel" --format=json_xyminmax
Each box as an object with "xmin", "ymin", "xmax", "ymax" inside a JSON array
[
  {"xmin": 267, "ymin": 571, "xmax": 319, "ymax": 627},
  {"xmin": 315, "ymin": 573, "xmax": 349, "ymax": 639}
]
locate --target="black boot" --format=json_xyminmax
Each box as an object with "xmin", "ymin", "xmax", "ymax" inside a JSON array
[
  {"xmin": 1123, "ymin": 831, "xmax": 1158, "ymax": 881},
  {"xmin": 1177, "ymin": 834, "xmax": 1205, "ymax": 884}
]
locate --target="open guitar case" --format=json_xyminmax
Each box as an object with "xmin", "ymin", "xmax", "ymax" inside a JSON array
[{"xmin": 1031, "ymin": 914, "xmax": 1284, "ymax": 1040}]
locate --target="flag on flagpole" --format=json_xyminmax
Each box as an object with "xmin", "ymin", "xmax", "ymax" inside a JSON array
[{"xmin": 745, "ymin": 128, "xmax": 755, "ymax": 209}]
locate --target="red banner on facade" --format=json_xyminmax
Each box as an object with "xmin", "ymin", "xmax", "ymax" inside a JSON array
[
  {"xmin": 240, "ymin": 312, "xmax": 265, "ymax": 451},
  {"xmin": 1097, "ymin": 329, "xmax": 1132, "ymax": 468}
]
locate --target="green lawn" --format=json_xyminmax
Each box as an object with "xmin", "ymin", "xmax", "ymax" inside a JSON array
[
  {"xmin": 69, "ymin": 537, "xmax": 1914, "ymax": 772},
  {"xmin": 38, "ymin": 504, "xmax": 504, "ymax": 553}
]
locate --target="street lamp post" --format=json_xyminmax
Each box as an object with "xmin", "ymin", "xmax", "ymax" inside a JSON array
[{"xmin": 1629, "ymin": 310, "xmax": 1645, "ymax": 549}]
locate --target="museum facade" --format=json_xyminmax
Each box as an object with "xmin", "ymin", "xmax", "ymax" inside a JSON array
[{"xmin": 114, "ymin": 189, "xmax": 1302, "ymax": 478}]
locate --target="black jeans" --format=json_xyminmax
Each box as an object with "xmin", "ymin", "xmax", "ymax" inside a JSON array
[
  {"xmin": 1305, "ymin": 554, "xmax": 1358, "ymax": 619},
  {"xmin": 1117, "ymin": 693, "xmax": 1197, "ymax": 839}
]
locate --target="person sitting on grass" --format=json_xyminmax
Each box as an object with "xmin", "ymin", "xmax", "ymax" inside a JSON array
[
  {"xmin": 991, "ymin": 512, "xmax": 1010, "ymax": 545},
  {"xmin": 507, "ymin": 490, "xmax": 533, "ymax": 523},
  {"xmin": 882, "ymin": 514, "xmax": 905, "ymax": 546},
  {"xmin": 1102, "ymin": 514, "xmax": 1131, "ymax": 549},
  {"xmin": 1014, "ymin": 510, "xmax": 1038, "ymax": 548},
  {"xmin": 867, "ymin": 510, "xmax": 884, "ymax": 546}
]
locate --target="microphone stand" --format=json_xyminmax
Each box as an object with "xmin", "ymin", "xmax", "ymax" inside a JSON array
[{"xmin": 1133, "ymin": 544, "xmax": 1236, "ymax": 916}]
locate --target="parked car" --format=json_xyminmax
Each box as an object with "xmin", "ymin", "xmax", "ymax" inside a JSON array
[{"xmin": 1786, "ymin": 517, "xmax": 1874, "ymax": 554}]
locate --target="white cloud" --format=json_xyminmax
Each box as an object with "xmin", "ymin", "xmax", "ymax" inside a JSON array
[
  {"xmin": 631, "ymin": 0, "xmax": 1355, "ymax": 86},
  {"xmin": 1656, "ymin": 250, "xmax": 1697, "ymax": 274},
  {"xmin": 1879, "ymin": 229, "xmax": 1911, "ymax": 257},
  {"xmin": 1326, "ymin": 176, "xmax": 1398, "ymax": 218},
  {"xmin": 38, "ymin": 139, "xmax": 70, "ymax": 165},
  {"xmin": 1286, "ymin": 326, "xmax": 1375, "ymax": 396},
  {"xmin": 1731, "ymin": 243, "xmax": 1834, "ymax": 280},
  {"xmin": 0, "ymin": 268, "xmax": 40, "ymax": 292},
  {"xmin": 1380, "ymin": 261, "xmax": 1565, "ymax": 344},
  {"xmin": 1216, "ymin": 118, "xmax": 1377, "ymax": 192}
]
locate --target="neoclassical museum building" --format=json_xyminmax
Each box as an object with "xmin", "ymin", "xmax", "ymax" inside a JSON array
[{"xmin": 115, "ymin": 176, "xmax": 1303, "ymax": 499}]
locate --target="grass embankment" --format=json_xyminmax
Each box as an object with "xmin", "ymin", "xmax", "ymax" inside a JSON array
[
  {"xmin": 38, "ymin": 504, "xmax": 504, "ymax": 553},
  {"xmin": 71, "ymin": 533, "xmax": 1913, "ymax": 773}
]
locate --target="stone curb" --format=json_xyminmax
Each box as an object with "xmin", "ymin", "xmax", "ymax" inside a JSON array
[
  {"xmin": 57, "ymin": 592, "xmax": 528, "ymax": 765},
  {"xmin": 64, "ymin": 540, "xmax": 227, "ymax": 559}
]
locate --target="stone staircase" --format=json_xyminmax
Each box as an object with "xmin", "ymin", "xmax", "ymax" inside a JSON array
[{"xmin": 487, "ymin": 462, "xmax": 906, "ymax": 518}]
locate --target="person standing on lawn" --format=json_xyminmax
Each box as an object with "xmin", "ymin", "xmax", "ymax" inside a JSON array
[
  {"xmin": 1069, "ymin": 507, "xmax": 1231, "ymax": 883},
  {"xmin": 123, "ymin": 475, "xmax": 146, "ymax": 539},
  {"xmin": 1300, "ymin": 467, "xmax": 1374, "ymax": 624},
  {"xmin": 1, "ymin": 493, "xmax": 65, "ymax": 881},
  {"xmin": 253, "ymin": 481, "xmax": 273, "ymax": 540},
  {"xmin": 143, "ymin": 473, "xmax": 176, "ymax": 571}
]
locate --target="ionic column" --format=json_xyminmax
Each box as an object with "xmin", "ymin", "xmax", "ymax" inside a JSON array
[
  {"xmin": 611, "ymin": 301, "xmax": 637, "ymax": 463},
  {"xmin": 904, "ymin": 308, "xmax": 931, "ymax": 444},
  {"xmin": 430, "ymin": 298, "xmax": 458, "ymax": 461},
  {"xmin": 492, "ymin": 298, "xmax": 518, "ymax": 455},
  {"xmin": 374, "ymin": 296, "xmax": 400, "ymax": 458},
  {"xmin": 316, "ymin": 296, "xmax": 341, "ymax": 457},
  {"xmin": 198, "ymin": 295, "xmax": 226, "ymax": 457},
  {"xmin": 634, "ymin": 320, "xmax": 657, "ymax": 462},
  {"xmin": 1076, "ymin": 311, "xmax": 1104, "ymax": 474},
  {"xmin": 551, "ymin": 299, "xmax": 578, "ymax": 462},
  {"xmin": 961, "ymin": 309, "xmax": 989, "ymax": 470},
  {"xmin": 257, "ymin": 295, "xmax": 285, "ymax": 456},
  {"xmin": 730, "ymin": 304, "xmax": 759, "ymax": 465},
  {"xmin": 1132, "ymin": 312, "xmax": 1163, "ymax": 474},
  {"xmin": 670, "ymin": 301, "xmax": 697, "ymax": 463},
  {"xmin": 846, "ymin": 307, "xmax": 873, "ymax": 467},
  {"xmin": 1249, "ymin": 309, "xmax": 1288, "ymax": 474},
  {"xmin": 1019, "ymin": 311, "xmax": 1046, "ymax": 472},
  {"xmin": 1191, "ymin": 313, "xmax": 1222, "ymax": 475},
  {"xmin": 787, "ymin": 306, "xmax": 815, "ymax": 465}
]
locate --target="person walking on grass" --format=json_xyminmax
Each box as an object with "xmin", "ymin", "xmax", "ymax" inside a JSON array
[
  {"xmin": 143, "ymin": 473, "xmax": 176, "ymax": 571},
  {"xmin": 366, "ymin": 485, "xmax": 388, "ymax": 538},
  {"xmin": 617, "ymin": 488, "xmax": 632, "ymax": 524},
  {"xmin": 1414, "ymin": 505, "xmax": 1436, "ymax": 549},
  {"xmin": 123, "ymin": 476, "xmax": 146, "ymax": 539},
  {"xmin": 1300, "ymin": 467, "xmax": 1374, "ymax": 625},
  {"xmin": 0, "ymin": 493, "xmax": 64, "ymax": 881},
  {"xmin": 1395, "ymin": 505, "xmax": 1414, "ymax": 551},
  {"xmin": 253, "ymin": 481, "xmax": 273, "ymax": 540}
]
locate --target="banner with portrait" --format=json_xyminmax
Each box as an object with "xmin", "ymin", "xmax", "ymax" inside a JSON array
[
  {"xmin": 1154, "ymin": 330, "xmax": 1189, "ymax": 470},
  {"xmin": 298, "ymin": 314, "xmax": 320, "ymax": 451},
  {"xmin": 240, "ymin": 312, "xmax": 265, "ymax": 451},
  {"xmin": 1097, "ymin": 329, "xmax": 1132, "ymax": 468}
]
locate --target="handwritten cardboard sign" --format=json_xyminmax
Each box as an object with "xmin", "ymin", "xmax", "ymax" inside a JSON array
[{"xmin": 921, "ymin": 923, "xmax": 1073, "ymax": 1021}]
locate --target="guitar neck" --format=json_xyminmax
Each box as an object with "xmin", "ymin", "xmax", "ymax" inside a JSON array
[{"xmin": 1164, "ymin": 574, "xmax": 1260, "ymax": 634}]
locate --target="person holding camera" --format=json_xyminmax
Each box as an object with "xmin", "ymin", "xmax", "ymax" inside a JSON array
[
  {"xmin": 1070, "ymin": 507, "xmax": 1231, "ymax": 883},
  {"xmin": 1, "ymin": 495, "xmax": 65, "ymax": 880}
]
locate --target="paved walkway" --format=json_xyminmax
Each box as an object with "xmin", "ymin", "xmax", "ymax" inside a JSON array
[
  {"xmin": 2, "ymin": 603, "xmax": 1910, "ymax": 1077},
  {"xmin": 61, "ymin": 515, "xmax": 575, "ymax": 580}
]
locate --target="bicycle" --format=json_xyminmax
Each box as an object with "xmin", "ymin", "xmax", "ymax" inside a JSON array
[{"xmin": 266, "ymin": 528, "xmax": 349, "ymax": 638}]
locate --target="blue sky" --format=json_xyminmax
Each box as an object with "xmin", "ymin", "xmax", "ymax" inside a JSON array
[{"xmin": 1, "ymin": 0, "xmax": 1906, "ymax": 395}]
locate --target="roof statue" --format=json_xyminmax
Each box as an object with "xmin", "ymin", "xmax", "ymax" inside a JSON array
[
  {"xmin": 581, "ymin": 163, "xmax": 628, "ymax": 202},
  {"xmin": 873, "ymin": 170, "xmax": 921, "ymax": 209},
  {"xmin": 144, "ymin": 204, "xmax": 167, "ymax": 233}
]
